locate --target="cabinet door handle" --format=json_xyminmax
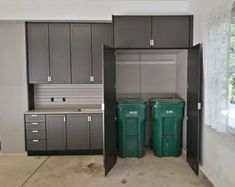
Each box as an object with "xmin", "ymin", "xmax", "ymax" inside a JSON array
[
  {"xmin": 150, "ymin": 39, "xmax": 154, "ymax": 46},
  {"xmin": 33, "ymin": 140, "xmax": 39, "ymax": 142},
  {"xmin": 48, "ymin": 76, "xmax": 52, "ymax": 83},
  {"xmin": 31, "ymin": 115, "xmax": 38, "ymax": 117},
  {"xmin": 32, "ymin": 130, "xmax": 39, "ymax": 133},
  {"xmin": 64, "ymin": 116, "xmax": 66, "ymax": 122},
  {"xmin": 32, "ymin": 122, "xmax": 38, "ymax": 125},
  {"xmin": 90, "ymin": 76, "xmax": 94, "ymax": 83}
]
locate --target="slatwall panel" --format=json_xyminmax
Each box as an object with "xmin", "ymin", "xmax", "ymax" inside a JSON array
[{"xmin": 34, "ymin": 84, "xmax": 103, "ymax": 108}]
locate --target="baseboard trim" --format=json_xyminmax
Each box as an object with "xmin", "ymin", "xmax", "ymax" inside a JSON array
[
  {"xmin": 181, "ymin": 149, "xmax": 187, "ymax": 160},
  {"xmin": 198, "ymin": 169, "xmax": 215, "ymax": 187},
  {"xmin": 0, "ymin": 152, "xmax": 27, "ymax": 156}
]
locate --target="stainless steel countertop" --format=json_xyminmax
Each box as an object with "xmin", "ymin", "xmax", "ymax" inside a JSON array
[{"xmin": 25, "ymin": 107, "xmax": 103, "ymax": 114}]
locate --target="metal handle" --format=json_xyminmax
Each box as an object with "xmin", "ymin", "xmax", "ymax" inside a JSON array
[
  {"xmin": 31, "ymin": 115, "xmax": 38, "ymax": 117},
  {"xmin": 48, "ymin": 76, "xmax": 52, "ymax": 83},
  {"xmin": 64, "ymin": 116, "xmax": 66, "ymax": 122},
  {"xmin": 87, "ymin": 115, "xmax": 92, "ymax": 122},
  {"xmin": 150, "ymin": 39, "xmax": 154, "ymax": 46},
  {"xmin": 32, "ymin": 130, "xmax": 39, "ymax": 133},
  {"xmin": 32, "ymin": 122, "xmax": 38, "ymax": 125},
  {"xmin": 33, "ymin": 140, "xmax": 39, "ymax": 142},
  {"xmin": 90, "ymin": 76, "xmax": 95, "ymax": 83}
]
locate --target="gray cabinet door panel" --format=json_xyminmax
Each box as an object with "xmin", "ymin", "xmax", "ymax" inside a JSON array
[
  {"xmin": 92, "ymin": 24, "xmax": 113, "ymax": 83},
  {"xmin": 90, "ymin": 114, "xmax": 103, "ymax": 149},
  {"xmin": 26, "ymin": 140, "xmax": 46, "ymax": 151},
  {"xmin": 152, "ymin": 16, "xmax": 190, "ymax": 48},
  {"xmin": 49, "ymin": 24, "xmax": 71, "ymax": 83},
  {"xmin": 27, "ymin": 23, "xmax": 49, "ymax": 83},
  {"xmin": 46, "ymin": 115, "xmax": 66, "ymax": 151},
  {"xmin": 114, "ymin": 16, "xmax": 151, "ymax": 48},
  {"xmin": 67, "ymin": 115, "xmax": 90, "ymax": 150},
  {"xmin": 71, "ymin": 24, "xmax": 92, "ymax": 84}
]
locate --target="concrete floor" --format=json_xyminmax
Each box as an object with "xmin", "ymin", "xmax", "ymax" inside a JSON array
[{"xmin": 0, "ymin": 151, "xmax": 210, "ymax": 187}]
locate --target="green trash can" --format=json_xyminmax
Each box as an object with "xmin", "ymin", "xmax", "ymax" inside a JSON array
[
  {"xmin": 117, "ymin": 99, "xmax": 147, "ymax": 158},
  {"xmin": 151, "ymin": 98, "xmax": 185, "ymax": 157}
]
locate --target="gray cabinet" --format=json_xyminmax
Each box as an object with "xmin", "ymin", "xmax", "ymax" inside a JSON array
[
  {"xmin": 46, "ymin": 115, "xmax": 66, "ymax": 151},
  {"xmin": 49, "ymin": 24, "xmax": 71, "ymax": 83},
  {"xmin": 92, "ymin": 24, "xmax": 113, "ymax": 83},
  {"xmin": 25, "ymin": 114, "xmax": 46, "ymax": 151},
  {"xmin": 152, "ymin": 16, "xmax": 191, "ymax": 48},
  {"xmin": 90, "ymin": 114, "xmax": 103, "ymax": 149},
  {"xmin": 113, "ymin": 15, "xmax": 193, "ymax": 49},
  {"xmin": 113, "ymin": 16, "xmax": 152, "ymax": 48},
  {"xmin": 67, "ymin": 114, "xmax": 90, "ymax": 150},
  {"xmin": 27, "ymin": 23, "xmax": 50, "ymax": 83},
  {"xmin": 71, "ymin": 24, "xmax": 92, "ymax": 84}
]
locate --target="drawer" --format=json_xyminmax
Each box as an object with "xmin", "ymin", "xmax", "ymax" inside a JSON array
[
  {"xmin": 26, "ymin": 130, "xmax": 46, "ymax": 140},
  {"xmin": 25, "ymin": 114, "xmax": 45, "ymax": 123},
  {"xmin": 25, "ymin": 123, "xmax": 46, "ymax": 130},
  {"xmin": 26, "ymin": 140, "xmax": 46, "ymax": 151}
]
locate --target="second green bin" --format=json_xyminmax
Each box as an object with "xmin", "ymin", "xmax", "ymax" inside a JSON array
[
  {"xmin": 117, "ymin": 100, "xmax": 147, "ymax": 158},
  {"xmin": 151, "ymin": 98, "xmax": 185, "ymax": 157}
]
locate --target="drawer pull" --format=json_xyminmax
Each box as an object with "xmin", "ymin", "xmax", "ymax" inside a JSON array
[
  {"xmin": 33, "ymin": 140, "xmax": 39, "ymax": 142},
  {"xmin": 31, "ymin": 115, "xmax": 38, "ymax": 117},
  {"xmin": 32, "ymin": 130, "xmax": 39, "ymax": 133},
  {"xmin": 32, "ymin": 122, "xmax": 38, "ymax": 125}
]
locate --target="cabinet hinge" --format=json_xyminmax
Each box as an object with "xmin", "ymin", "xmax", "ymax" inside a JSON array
[{"xmin": 90, "ymin": 76, "xmax": 95, "ymax": 83}]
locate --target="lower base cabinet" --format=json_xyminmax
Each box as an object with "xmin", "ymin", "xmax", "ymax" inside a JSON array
[
  {"xmin": 25, "ymin": 113, "xmax": 103, "ymax": 155},
  {"xmin": 67, "ymin": 114, "xmax": 90, "ymax": 150},
  {"xmin": 46, "ymin": 115, "xmax": 66, "ymax": 151}
]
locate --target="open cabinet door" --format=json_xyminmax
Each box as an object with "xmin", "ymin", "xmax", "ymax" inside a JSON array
[
  {"xmin": 102, "ymin": 44, "xmax": 117, "ymax": 176},
  {"xmin": 187, "ymin": 44, "xmax": 203, "ymax": 175}
]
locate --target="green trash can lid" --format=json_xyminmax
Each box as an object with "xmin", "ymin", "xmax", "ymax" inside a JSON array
[
  {"xmin": 150, "ymin": 98, "xmax": 185, "ymax": 105},
  {"xmin": 117, "ymin": 99, "xmax": 147, "ymax": 106}
]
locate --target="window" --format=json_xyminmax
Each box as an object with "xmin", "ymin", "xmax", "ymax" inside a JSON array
[{"xmin": 228, "ymin": 8, "xmax": 235, "ymax": 133}]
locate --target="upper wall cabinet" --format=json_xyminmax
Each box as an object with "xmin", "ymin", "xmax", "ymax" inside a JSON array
[
  {"xmin": 71, "ymin": 24, "xmax": 92, "ymax": 84},
  {"xmin": 27, "ymin": 24, "xmax": 50, "ymax": 84},
  {"xmin": 27, "ymin": 23, "xmax": 112, "ymax": 84},
  {"xmin": 113, "ymin": 16, "xmax": 151, "ymax": 49},
  {"xmin": 49, "ymin": 24, "xmax": 71, "ymax": 84},
  {"xmin": 92, "ymin": 24, "xmax": 113, "ymax": 84},
  {"xmin": 113, "ymin": 16, "xmax": 193, "ymax": 49},
  {"xmin": 152, "ymin": 16, "xmax": 192, "ymax": 48}
]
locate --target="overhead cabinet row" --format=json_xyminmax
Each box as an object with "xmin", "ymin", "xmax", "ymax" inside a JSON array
[
  {"xmin": 27, "ymin": 23, "xmax": 113, "ymax": 84},
  {"xmin": 113, "ymin": 16, "xmax": 193, "ymax": 49}
]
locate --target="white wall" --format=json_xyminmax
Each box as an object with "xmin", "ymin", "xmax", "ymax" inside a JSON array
[
  {"xmin": 188, "ymin": 0, "xmax": 235, "ymax": 186},
  {"xmin": 0, "ymin": 0, "xmax": 189, "ymax": 21},
  {"xmin": 0, "ymin": 22, "xmax": 27, "ymax": 153}
]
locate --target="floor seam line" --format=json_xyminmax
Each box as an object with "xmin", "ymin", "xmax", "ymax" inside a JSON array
[{"xmin": 20, "ymin": 156, "xmax": 49, "ymax": 187}]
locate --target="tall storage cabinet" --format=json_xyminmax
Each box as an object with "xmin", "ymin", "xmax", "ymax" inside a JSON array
[{"xmin": 27, "ymin": 24, "xmax": 50, "ymax": 84}]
